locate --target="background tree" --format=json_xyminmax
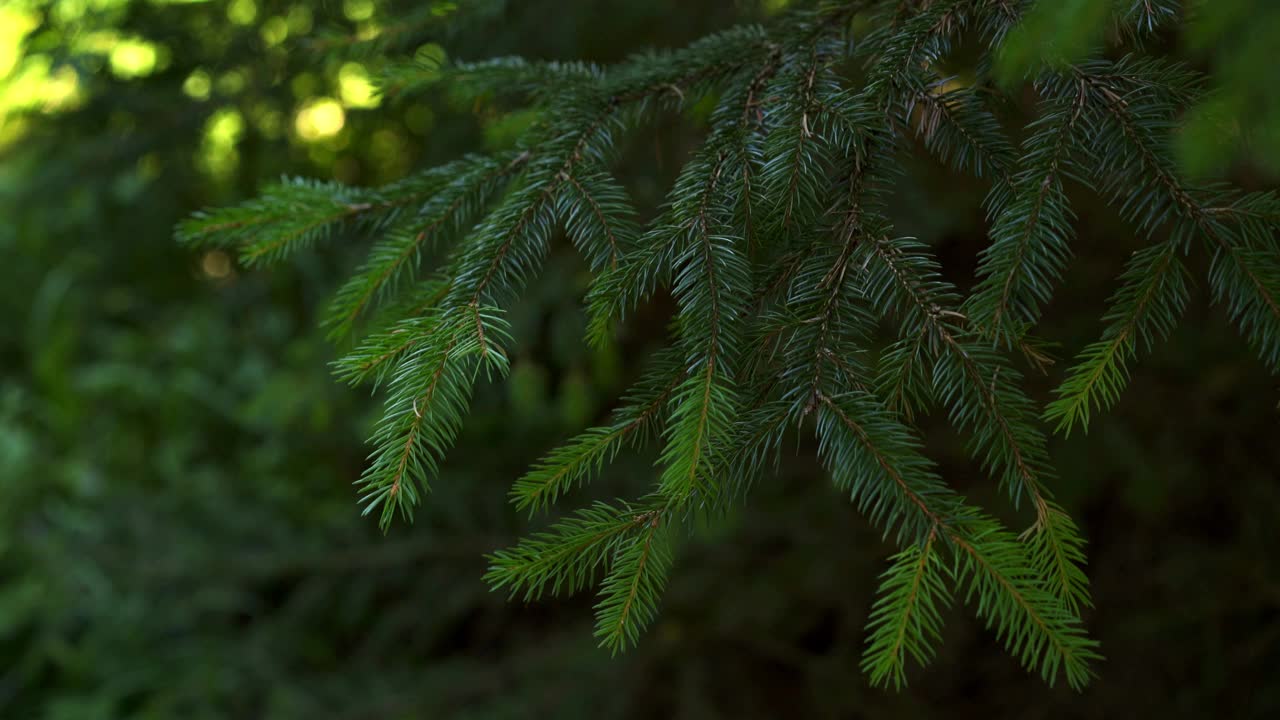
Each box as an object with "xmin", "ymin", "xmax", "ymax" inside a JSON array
[{"xmin": 2, "ymin": 0, "xmax": 1278, "ymax": 717}]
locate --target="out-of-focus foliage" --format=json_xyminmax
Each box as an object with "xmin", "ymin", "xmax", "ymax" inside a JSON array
[{"xmin": 1, "ymin": 1, "xmax": 1279, "ymax": 718}]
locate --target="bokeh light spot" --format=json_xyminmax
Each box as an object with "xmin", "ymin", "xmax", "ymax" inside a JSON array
[
  {"xmin": 227, "ymin": 0, "xmax": 257, "ymax": 26},
  {"xmin": 210, "ymin": 110, "xmax": 243, "ymax": 143},
  {"xmin": 199, "ymin": 107, "xmax": 244, "ymax": 179},
  {"xmin": 295, "ymin": 98, "xmax": 345, "ymax": 141},
  {"xmin": 260, "ymin": 17, "xmax": 289, "ymax": 47},
  {"xmin": 201, "ymin": 250, "xmax": 233, "ymax": 279},
  {"xmin": 216, "ymin": 69, "xmax": 246, "ymax": 96},
  {"xmin": 338, "ymin": 63, "xmax": 379, "ymax": 109},
  {"xmin": 182, "ymin": 69, "xmax": 211, "ymax": 100},
  {"xmin": 109, "ymin": 39, "xmax": 158, "ymax": 79}
]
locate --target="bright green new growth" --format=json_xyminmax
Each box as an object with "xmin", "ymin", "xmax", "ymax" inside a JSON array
[{"xmin": 177, "ymin": 0, "xmax": 1280, "ymax": 691}]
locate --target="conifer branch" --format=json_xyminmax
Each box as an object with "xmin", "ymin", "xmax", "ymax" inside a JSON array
[
  {"xmin": 969, "ymin": 82, "xmax": 1090, "ymax": 344},
  {"xmin": 817, "ymin": 392, "xmax": 1095, "ymax": 686},
  {"xmin": 326, "ymin": 153, "xmax": 529, "ymax": 338},
  {"xmin": 862, "ymin": 234, "xmax": 1057, "ymax": 513},
  {"xmin": 181, "ymin": 0, "xmax": 1280, "ymax": 688},
  {"xmin": 562, "ymin": 173, "xmax": 624, "ymax": 270},
  {"xmin": 1026, "ymin": 502, "xmax": 1093, "ymax": 613},
  {"xmin": 332, "ymin": 280, "xmax": 453, "ymax": 388},
  {"xmin": 594, "ymin": 511, "xmax": 671, "ymax": 653},
  {"xmin": 1046, "ymin": 238, "xmax": 1189, "ymax": 434},
  {"xmin": 862, "ymin": 528, "xmax": 949, "ymax": 689},
  {"xmin": 512, "ymin": 357, "xmax": 685, "ymax": 515},
  {"xmin": 908, "ymin": 78, "xmax": 1015, "ymax": 182},
  {"xmin": 947, "ymin": 522, "xmax": 1098, "ymax": 689},
  {"xmin": 486, "ymin": 501, "xmax": 654, "ymax": 601},
  {"xmin": 1077, "ymin": 60, "xmax": 1280, "ymax": 372}
]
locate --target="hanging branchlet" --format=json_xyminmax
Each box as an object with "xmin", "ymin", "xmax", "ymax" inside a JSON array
[{"xmin": 181, "ymin": 0, "xmax": 1278, "ymax": 691}]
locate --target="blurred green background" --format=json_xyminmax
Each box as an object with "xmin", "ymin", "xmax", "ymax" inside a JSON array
[{"xmin": 1, "ymin": 1, "xmax": 1277, "ymax": 717}]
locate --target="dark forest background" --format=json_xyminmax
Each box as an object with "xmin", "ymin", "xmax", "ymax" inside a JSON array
[{"xmin": 1, "ymin": 1, "xmax": 1277, "ymax": 717}]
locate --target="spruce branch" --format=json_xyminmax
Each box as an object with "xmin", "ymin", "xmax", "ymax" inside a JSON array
[
  {"xmin": 1045, "ymin": 239, "xmax": 1190, "ymax": 434},
  {"xmin": 325, "ymin": 152, "xmax": 529, "ymax": 339},
  {"xmin": 948, "ymin": 514, "xmax": 1099, "ymax": 689},
  {"xmin": 357, "ymin": 306, "xmax": 512, "ymax": 529},
  {"xmin": 1208, "ymin": 237, "xmax": 1280, "ymax": 371},
  {"xmin": 907, "ymin": 76, "xmax": 1015, "ymax": 182},
  {"xmin": 861, "ymin": 235, "xmax": 1058, "ymax": 512},
  {"xmin": 816, "ymin": 392, "xmax": 959, "ymax": 542},
  {"xmin": 486, "ymin": 501, "xmax": 655, "ymax": 602},
  {"xmin": 1116, "ymin": 0, "xmax": 1181, "ymax": 40},
  {"xmin": 178, "ymin": 178, "xmax": 378, "ymax": 265},
  {"xmin": 1025, "ymin": 501, "xmax": 1093, "ymax": 613},
  {"xmin": 331, "ymin": 278, "xmax": 453, "ymax": 389},
  {"xmin": 593, "ymin": 510, "xmax": 673, "ymax": 653},
  {"xmin": 817, "ymin": 393, "xmax": 1095, "ymax": 687},
  {"xmin": 179, "ymin": 0, "xmax": 1280, "ymax": 689},
  {"xmin": 968, "ymin": 82, "xmax": 1091, "ymax": 345},
  {"xmin": 511, "ymin": 353, "xmax": 685, "ymax": 515},
  {"xmin": 862, "ymin": 528, "xmax": 951, "ymax": 689}
]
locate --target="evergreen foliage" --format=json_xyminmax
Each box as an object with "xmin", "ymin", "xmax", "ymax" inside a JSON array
[{"xmin": 179, "ymin": 0, "xmax": 1280, "ymax": 691}]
